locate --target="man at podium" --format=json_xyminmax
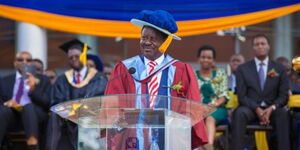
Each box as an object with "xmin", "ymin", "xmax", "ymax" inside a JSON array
[{"xmin": 105, "ymin": 10, "xmax": 208, "ymax": 149}]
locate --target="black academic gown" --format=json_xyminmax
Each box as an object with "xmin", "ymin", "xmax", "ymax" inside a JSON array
[{"xmin": 46, "ymin": 69, "xmax": 107, "ymax": 150}]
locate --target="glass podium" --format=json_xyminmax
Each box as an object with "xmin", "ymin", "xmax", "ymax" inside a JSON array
[{"xmin": 51, "ymin": 94, "xmax": 215, "ymax": 150}]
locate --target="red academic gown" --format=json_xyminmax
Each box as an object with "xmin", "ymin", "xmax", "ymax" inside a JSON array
[{"xmin": 105, "ymin": 56, "xmax": 208, "ymax": 149}]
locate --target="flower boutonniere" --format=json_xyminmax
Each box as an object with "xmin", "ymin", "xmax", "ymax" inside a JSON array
[
  {"xmin": 211, "ymin": 76, "xmax": 223, "ymax": 84},
  {"xmin": 268, "ymin": 68, "xmax": 278, "ymax": 77},
  {"xmin": 164, "ymin": 81, "xmax": 186, "ymax": 96}
]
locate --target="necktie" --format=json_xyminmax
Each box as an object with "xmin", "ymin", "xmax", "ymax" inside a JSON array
[
  {"xmin": 258, "ymin": 62, "xmax": 265, "ymax": 90},
  {"xmin": 15, "ymin": 78, "xmax": 24, "ymax": 104},
  {"xmin": 76, "ymin": 73, "xmax": 81, "ymax": 84},
  {"xmin": 148, "ymin": 61, "xmax": 158, "ymax": 108}
]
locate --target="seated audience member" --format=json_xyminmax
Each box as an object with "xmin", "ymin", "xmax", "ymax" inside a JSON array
[
  {"xmin": 46, "ymin": 39, "xmax": 107, "ymax": 150},
  {"xmin": 231, "ymin": 34, "xmax": 290, "ymax": 150},
  {"xmin": 228, "ymin": 54, "xmax": 245, "ymax": 93},
  {"xmin": 195, "ymin": 45, "xmax": 229, "ymax": 150},
  {"xmin": 288, "ymin": 56, "xmax": 300, "ymax": 149},
  {"xmin": 276, "ymin": 56, "xmax": 292, "ymax": 76},
  {"xmin": 0, "ymin": 51, "xmax": 51, "ymax": 150},
  {"xmin": 32, "ymin": 58, "xmax": 45, "ymax": 75},
  {"xmin": 44, "ymin": 69, "xmax": 58, "ymax": 85},
  {"xmin": 276, "ymin": 56, "xmax": 294, "ymax": 95},
  {"xmin": 87, "ymin": 54, "xmax": 104, "ymax": 72},
  {"xmin": 227, "ymin": 54, "xmax": 245, "ymax": 117},
  {"xmin": 103, "ymin": 63, "xmax": 113, "ymax": 80}
]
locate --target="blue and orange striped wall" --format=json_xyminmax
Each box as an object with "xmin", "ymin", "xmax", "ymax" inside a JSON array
[{"xmin": 0, "ymin": 0, "xmax": 299, "ymax": 38}]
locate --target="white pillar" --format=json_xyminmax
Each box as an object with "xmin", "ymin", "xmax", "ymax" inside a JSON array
[
  {"xmin": 273, "ymin": 15, "xmax": 292, "ymax": 60},
  {"xmin": 77, "ymin": 35, "xmax": 99, "ymax": 55},
  {"xmin": 16, "ymin": 22, "xmax": 48, "ymax": 68},
  {"xmin": 234, "ymin": 36, "xmax": 240, "ymax": 54}
]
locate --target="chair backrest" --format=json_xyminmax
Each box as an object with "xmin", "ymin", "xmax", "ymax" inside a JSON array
[
  {"xmin": 288, "ymin": 94, "xmax": 300, "ymax": 108},
  {"xmin": 225, "ymin": 91, "xmax": 238, "ymax": 109}
]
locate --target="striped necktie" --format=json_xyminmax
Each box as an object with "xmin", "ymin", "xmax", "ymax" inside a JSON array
[{"xmin": 148, "ymin": 61, "xmax": 158, "ymax": 108}]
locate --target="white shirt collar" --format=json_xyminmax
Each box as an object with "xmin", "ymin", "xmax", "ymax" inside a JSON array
[
  {"xmin": 254, "ymin": 56, "xmax": 269, "ymax": 67},
  {"xmin": 16, "ymin": 71, "xmax": 23, "ymax": 79},
  {"xmin": 144, "ymin": 54, "xmax": 164, "ymax": 66},
  {"xmin": 75, "ymin": 66, "xmax": 88, "ymax": 77}
]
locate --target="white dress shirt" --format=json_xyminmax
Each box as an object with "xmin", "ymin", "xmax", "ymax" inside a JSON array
[
  {"xmin": 12, "ymin": 72, "xmax": 32, "ymax": 106},
  {"xmin": 74, "ymin": 66, "xmax": 88, "ymax": 82},
  {"xmin": 228, "ymin": 74, "xmax": 236, "ymax": 93},
  {"xmin": 254, "ymin": 57, "xmax": 269, "ymax": 82}
]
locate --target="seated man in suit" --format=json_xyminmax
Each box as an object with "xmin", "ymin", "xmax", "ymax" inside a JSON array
[
  {"xmin": 228, "ymin": 54, "xmax": 245, "ymax": 94},
  {"xmin": 231, "ymin": 34, "xmax": 290, "ymax": 150},
  {"xmin": 0, "ymin": 51, "xmax": 51, "ymax": 150},
  {"xmin": 227, "ymin": 54, "xmax": 245, "ymax": 117}
]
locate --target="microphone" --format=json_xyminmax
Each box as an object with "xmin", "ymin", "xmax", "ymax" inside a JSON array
[
  {"xmin": 85, "ymin": 67, "xmax": 136, "ymax": 98},
  {"xmin": 105, "ymin": 67, "xmax": 136, "ymax": 132},
  {"xmin": 108, "ymin": 67, "xmax": 136, "ymax": 83}
]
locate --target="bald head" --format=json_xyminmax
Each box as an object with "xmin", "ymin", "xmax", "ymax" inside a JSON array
[
  {"xmin": 16, "ymin": 51, "xmax": 32, "ymax": 59},
  {"xmin": 14, "ymin": 51, "xmax": 33, "ymax": 73},
  {"xmin": 230, "ymin": 54, "xmax": 245, "ymax": 73}
]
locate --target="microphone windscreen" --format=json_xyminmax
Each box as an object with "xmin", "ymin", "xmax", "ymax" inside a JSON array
[{"xmin": 128, "ymin": 67, "xmax": 136, "ymax": 74}]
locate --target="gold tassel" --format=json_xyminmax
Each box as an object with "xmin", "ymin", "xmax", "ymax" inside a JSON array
[
  {"xmin": 79, "ymin": 43, "xmax": 88, "ymax": 66},
  {"xmin": 159, "ymin": 35, "xmax": 172, "ymax": 53}
]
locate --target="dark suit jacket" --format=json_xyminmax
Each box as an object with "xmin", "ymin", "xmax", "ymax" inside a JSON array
[
  {"xmin": 0, "ymin": 73, "xmax": 51, "ymax": 110},
  {"xmin": 0, "ymin": 77, "xmax": 3, "ymax": 102},
  {"xmin": 236, "ymin": 59, "xmax": 289, "ymax": 110}
]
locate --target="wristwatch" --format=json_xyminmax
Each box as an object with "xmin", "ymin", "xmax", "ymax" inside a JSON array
[{"xmin": 271, "ymin": 105, "xmax": 276, "ymax": 110}]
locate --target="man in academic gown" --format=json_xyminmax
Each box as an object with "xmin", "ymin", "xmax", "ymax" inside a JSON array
[
  {"xmin": 105, "ymin": 10, "xmax": 208, "ymax": 149},
  {"xmin": 46, "ymin": 39, "xmax": 107, "ymax": 150}
]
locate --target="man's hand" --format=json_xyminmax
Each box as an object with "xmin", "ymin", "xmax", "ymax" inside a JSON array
[
  {"xmin": 261, "ymin": 106, "xmax": 273, "ymax": 125},
  {"xmin": 3, "ymin": 99, "xmax": 21, "ymax": 108},
  {"xmin": 27, "ymin": 72, "xmax": 37, "ymax": 91},
  {"xmin": 255, "ymin": 107, "xmax": 266, "ymax": 124}
]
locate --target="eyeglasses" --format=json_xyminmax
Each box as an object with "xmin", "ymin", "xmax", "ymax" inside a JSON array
[
  {"xmin": 68, "ymin": 55, "xmax": 80, "ymax": 60},
  {"xmin": 16, "ymin": 58, "xmax": 32, "ymax": 62}
]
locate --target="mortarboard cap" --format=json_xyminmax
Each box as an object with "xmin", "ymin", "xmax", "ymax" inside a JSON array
[
  {"xmin": 59, "ymin": 38, "xmax": 91, "ymax": 53},
  {"xmin": 130, "ymin": 10, "xmax": 181, "ymax": 40}
]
